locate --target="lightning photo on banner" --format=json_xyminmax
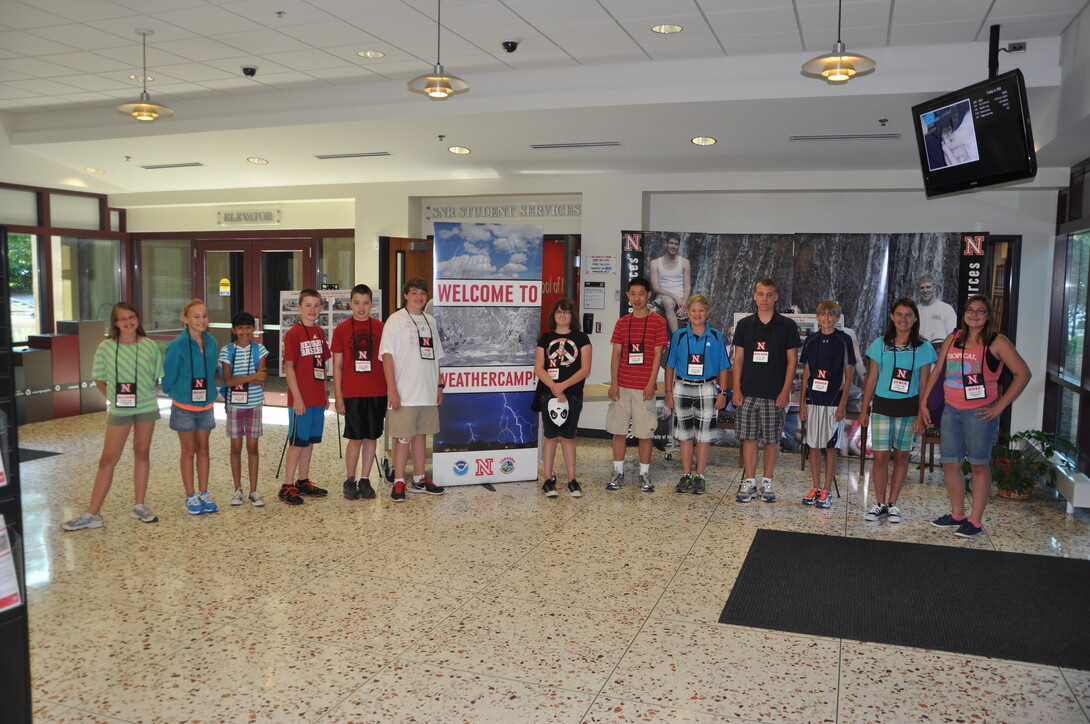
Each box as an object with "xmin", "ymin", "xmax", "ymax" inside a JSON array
[{"xmin": 432, "ymin": 222, "xmax": 543, "ymax": 486}]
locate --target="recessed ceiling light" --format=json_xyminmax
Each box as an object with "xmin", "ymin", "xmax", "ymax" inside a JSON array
[
  {"xmin": 84, "ymin": 167, "xmax": 105, "ymax": 174},
  {"xmin": 357, "ymin": 50, "xmax": 385, "ymax": 59},
  {"xmin": 448, "ymin": 146, "xmax": 471, "ymax": 155},
  {"xmin": 247, "ymin": 157, "xmax": 269, "ymax": 165},
  {"xmin": 652, "ymin": 24, "xmax": 683, "ymax": 34},
  {"xmin": 691, "ymin": 136, "xmax": 717, "ymax": 146},
  {"xmin": 129, "ymin": 74, "xmax": 154, "ymax": 82}
]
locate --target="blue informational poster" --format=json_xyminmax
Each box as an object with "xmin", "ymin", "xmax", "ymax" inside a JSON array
[{"xmin": 432, "ymin": 222, "xmax": 543, "ymax": 485}]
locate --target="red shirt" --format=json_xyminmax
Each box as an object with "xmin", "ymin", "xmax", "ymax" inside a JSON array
[
  {"xmin": 610, "ymin": 312, "xmax": 667, "ymax": 389},
  {"xmin": 332, "ymin": 317, "xmax": 386, "ymax": 398},
  {"xmin": 283, "ymin": 322, "xmax": 331, "ymax": 407}
]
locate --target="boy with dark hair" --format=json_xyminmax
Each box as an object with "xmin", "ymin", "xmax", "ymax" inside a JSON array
[
  {"xmin": 379, "ymin": 277, "xmax": 446, "ymax": 502},
  {"xmin": 333, "ymin": 284, "xmax": 386, "ymax": 500},
  {"xmin": 799, "ymin": 300, "xmax": 856, "ymax": 508},
  {"xmin": 220, "ymin": 311, "xmax": 269, "ymax": 507},
  {"xmin": 732, "ymin": 278, "xmax": 802, "ymax": 503},
  {"xmin": 606, "ymin": 276, "xmax": 668, "ymax": 492},
  {"xmin": 279, "ymin": 289, "xmax": 331, "ymax": 505}
]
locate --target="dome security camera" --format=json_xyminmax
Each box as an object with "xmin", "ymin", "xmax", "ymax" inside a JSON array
[
  {"xmin": 242, "ymin": 65, "xmax": 258, "ymax": 77},
  {"xmin": 501, "ymin": 41, "xmax": 518, "ymax": 53}
]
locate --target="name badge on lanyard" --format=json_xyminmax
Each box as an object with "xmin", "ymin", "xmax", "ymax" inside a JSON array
[
  {"xmin": 627, "ymin": 342, "xmax": 644, "ymax": 366},
  {"xmin": 964, "ymin": 372, "xmax": 986, "ymax": 400},
  {"xmin": 229, "ymin": 383, "xmax": 249, "ymax": 405},
  {"xmin": 419, "ymin": 334, "xmax": 435, "ymax": 360},
  {"xmin": 889, "ymin": 367, "xmax": 912, "ymax": 394},
  {"xmin": 752, "ymin": 341, "xmax": 769, "ymax": 363},
  {"xmin": 312, "ymin": 353, "xmax": 326, "ymax": 380},
  {"xmin": 811, "ymin": 369, "xmax": 830, "ymax": 393},
  {"xmin": 115, "ymin": 381, "xmax": 137, "ymax": 408},
  {"xmin": 355, "ymin": 349, "xmax": 371, "ymax": 373},
  {"xmin": 192, "ymin": 377, "xmax": 207, "ymax": 402},
  {"xmin": 547, "ymin": 359, "xmax": 560, "ymax": 380},
  {"xmin": 687, "ymin": 353, "xmax": 705, "ymax": 377}
]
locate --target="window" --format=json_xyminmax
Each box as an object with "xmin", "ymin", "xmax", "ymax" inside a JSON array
[
  {"xmin": 52, "ymin": 236, "xmax": 121, "ymax": 324},
  {"xmin": 318, "ymin": 237, "xmax": 355, "ymax": 291},
  {"xmin": 7, "ymin": 232, "xmax": 39, "ymax": 343},
  {"xmin": 137, "ymin": 239, "xmax": 191, "ymax": 333},
  {"xmin": 1060, "ymin": 232, "xmax": 1089, "ymax": 382}
]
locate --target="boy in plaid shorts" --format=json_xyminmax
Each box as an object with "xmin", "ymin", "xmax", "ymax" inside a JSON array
[
  {"xmin": 219, "ymin": 311, "xmax": 269, "ymax": 507},
  {"xmin": 731, "ymin": 279, "xmax": 802, "ymax": 503},
  {"xmin": 663, "ymin": 294, "xmax": 730, "ymax": 495}
]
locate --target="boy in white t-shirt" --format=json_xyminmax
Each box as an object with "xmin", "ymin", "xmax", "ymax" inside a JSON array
[{"xmin": 379, "ymin": 277, "xmax": 446, "ymax": 502}]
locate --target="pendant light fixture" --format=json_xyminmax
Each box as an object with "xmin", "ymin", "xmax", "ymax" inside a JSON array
[
  {"xmin": 801, "ymin": 0, "xmax": 876, "ymax": 83},
  {"xmin": 407, "ymin": 0, "xmax": 469, "ymax": 100},
  {"xmin": 117, "ymin": 28, "xmax": 173, "ymax": 122}
]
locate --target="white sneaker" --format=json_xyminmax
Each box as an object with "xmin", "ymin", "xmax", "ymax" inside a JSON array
[
  {"xmin": 131, "ymin": 504, "xmax": 158, "ymax": 523},
  {"xmin": 864, "ymin": 503, "xmax": 888, "ymax": 522},
  {"xmin": 230, "ymin": 489, "xmax": 245, "ymax": 506},
  {"xmin": 886, "ymin": 503, "xmax": 903, "ymax": 523},
  {"xmin": 61, "ymin": 512, "xmax": 103, "ymax": 531},
  {"xmin": 736, "ymin": 478, "xmax": 757, "ymax": 503},
  {"xmin": 760, "ymin": 479, "xmax": 776, "ymax": 503},
  {"xmin": 248, "ymin": 491, "xmax": 265, "ymax": 507}
]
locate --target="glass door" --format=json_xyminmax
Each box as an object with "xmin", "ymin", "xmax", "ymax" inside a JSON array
[{"xmin": 194, "ymin": 239, "xmax": 316, "ymax": 402}]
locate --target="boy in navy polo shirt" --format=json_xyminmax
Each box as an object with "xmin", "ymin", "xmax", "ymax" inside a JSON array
[
  {"xmin": 731, "ymin": 279, "xmax": 802, "ymax": 503},
  {"xmin": 799, "ymin": 300, "xmax": 856, "ymax": 508}
]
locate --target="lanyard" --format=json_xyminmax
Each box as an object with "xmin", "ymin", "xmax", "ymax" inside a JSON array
[
  {"xmin": 628, "ymin": 313, "xmax": 649, "ymax": 349},
  {"xmin": 407, "ymin": 311, "xmax": 433, "ymax": 341},
  {"xmin": 114, "ymin": 337, "xmax": 139, "ymax": 385},
  {"xmin": 188, "ymin": 332, "xmax": 206, "ymax": 383},
  {"xmin": 351, "ymin": 317, "xmax": 375, "ymax": 357},
  {"xmin": 891, "ymin": 343, "xmax": 916, "ymax": 372}
]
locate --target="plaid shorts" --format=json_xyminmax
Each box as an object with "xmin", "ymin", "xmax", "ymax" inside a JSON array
[
  {"xmin": 869, "ymin": 412, "xmax": 915, "ymax": 452},
  {"xmin": 226, "ymin": 405, "xmax": 263, "ymax": 439},
  {"xmin": 736, "ymin": 396, "xmax": 786, "ymax": 445},
  {"xmin": 672, "ymin": 379, "xmax": 718, "ymax": 443}
]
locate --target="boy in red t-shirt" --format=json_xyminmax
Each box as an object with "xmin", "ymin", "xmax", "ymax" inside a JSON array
[
  {"xmin": 333, "ymin": 284, "xmax": 387, "ymax": 500},
  {"xmin": 607, "ymin": 277, "xmax": 668, "ymax": 492},
  {"xmin": 279, "ymin": 288, "xmax": 332, "ymax": 505}
]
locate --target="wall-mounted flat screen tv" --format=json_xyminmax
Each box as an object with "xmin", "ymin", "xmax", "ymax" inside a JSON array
[{"xmin": 911, "ymin": 68, "xmax": 1036, "ymax": 198}]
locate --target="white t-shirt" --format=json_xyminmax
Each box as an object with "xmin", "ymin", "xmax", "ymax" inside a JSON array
[
  {"xmin": 918, "ymin": 299, "xmax": 957, "ymax": 343},
  {"xmin": 378, "ymin": 307, "xmax": 445, "ymax": 407}
]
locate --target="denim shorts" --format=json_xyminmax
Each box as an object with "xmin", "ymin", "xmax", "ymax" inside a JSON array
[
  {"xmin": 169, "ymin": 405, "xmax": 215, "ymax": 433},
  {"xmin": 940, "ymin": 405, "xmax": 1000, "ymax": 466}
]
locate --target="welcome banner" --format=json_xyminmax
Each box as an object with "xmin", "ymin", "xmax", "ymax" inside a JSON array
[{"xmin": 432, "ymin": 222, "xmax": 543, "ymax": 486}]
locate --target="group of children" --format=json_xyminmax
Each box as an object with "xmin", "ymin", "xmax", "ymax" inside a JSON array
[
  {"xmin": 61, "ymin": 270, "xmax": 1028, "ymax": 539},
  {"xmin": 62, "ymin": 278, "xmax": 444, "ymax": 530}
]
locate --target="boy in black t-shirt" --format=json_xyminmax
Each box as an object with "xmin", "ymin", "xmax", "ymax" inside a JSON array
[
  {"xmin": 533, "ymin": 298, "xmax": 593, "ymax": 498},
  {"xmin": 799, "ymin": 301, "xmax": 857, "ymax": 508}
]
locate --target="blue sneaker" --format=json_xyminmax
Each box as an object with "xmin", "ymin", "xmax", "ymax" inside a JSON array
[
  {"xmin": 199, "ymin": 491, "xmax": 218, "ymax": 514},
  {"xmin": 185, "ymin": 494, "xmax": 204, "ymax": 515}
]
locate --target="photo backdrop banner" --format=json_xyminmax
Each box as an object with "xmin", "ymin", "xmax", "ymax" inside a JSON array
[
  {"xmin": 622, "ymin": 230, "xmax": 974, "ymax": 353},
  {"xmin": 432, "ymin": 222, "xmax": 543, "ymax": 486}
]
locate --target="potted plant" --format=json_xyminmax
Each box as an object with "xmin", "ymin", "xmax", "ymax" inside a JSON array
[{"xmin": 965, "ymin": 429, "xmax": 1078, "ymax": 499}]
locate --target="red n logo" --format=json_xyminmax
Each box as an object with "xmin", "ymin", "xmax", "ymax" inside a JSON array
[
  {"xmin": 963, "ymin": 235, "xmax": 985, "ymax": 256},
  {"xmin": 896, "ymin": 369, "xmax": 908, "ymax": 380},
  {"xmin": 475, "ymin": 458, "xmax": 493, "ymax": 476},
  {"xmin": 817, "ymin": 370, "xmax": 827, "ymax": 380},
  {"xmin": 756, "ymin": 342, "xmax": 767, "ymax": 351},
  {"xmin": 623, "ymin": 234, "xmax": 643, "ymax": 252}
]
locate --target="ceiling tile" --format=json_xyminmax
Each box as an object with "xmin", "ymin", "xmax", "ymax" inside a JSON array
[
  {"xmin": 706, "ymin": 6, "xmax": 801, "ymax": 36},
  {"xmin": 155, "ymin": 61, "xmax": 237, "ymax": 82},
  {"xmin": 990, "ymin": 0, "xmax": 1087, "ymax": 16},
  {"xmin": 0, "ymin": 56, "xmax": 87, "ymax": 77},
  {"xmin": 349, "ymin": 11, "xmax": 432, "ymax": 41},
  {"xmin": 86, "ymin": 17, "xmax": 198, "ymax": 43},
  {"xmin": 26, "ymin": 0, "xmax": 134, "ymax": 23},
  {"xmin": 51, "ymin": 73, "xmax": 132, "ymax": 91},
  {"xmin": 597, "ymin": 0, "xmax": 702, "ymax": 20},
  {"xmin": 27, "ymin": 23, "xmax": 135, "ymax": 51},
  {"xmin": 158, "ymin": 5, "xmax": 265, "ymax": 35},
  {"xmin": 889, "ymin": 20, "xmax": 983, "ymax": 46},
  {"xmin": 0, "ymin": 30, "xmax": 80, "ymax": 55},
  {"xmin": 110, "ymin": 0, "xmax": 208, "ymax": 11},
  {"xmin": 155, "ymin": 37, "xmax": 252, "ymax": 62},
  {"xmin": 722, "ymin": 30, "xmax": 806, "ymax": 55},
  {"xmin": 3, "ymin": 77, "xmax": 88, "ymax": 94},
  {"xmin": 215, "ymin": 28, "xmax": 313, "ymax": 55},
  {"xmin": 260, "ymin": 48, "xmax": 356, "ymax": 71},
  {"xmin": 797, "ymin": 0, "xmax": 892, "ymax": 30},
  {"xmin": 0, "ymin": 2, "xmax": 73, "ymax": 30},
  {"xmin": 302, "ymin": 0, "xmax": 410, "ymax": 21},
  {"xmin": 255, "ymin": 70, "xmax": 330, "ymax": 90},
  {"xmin": 281, "ymin": 21, "xmax": 381, "ymax": 47},
  {"xmin": 891, "ymin": 0, "xmax": 993, "ymax": 25},
  {"xmin": 505, "ymin": 0, "xmax": 613, "ymax": 26},
  {"xmin": 218, "ymin": 0, "xmax": 341, "ymax": 28},
  {"xmin": 42, "ymin": 51, "xmax": 134, "ymax": 73}
]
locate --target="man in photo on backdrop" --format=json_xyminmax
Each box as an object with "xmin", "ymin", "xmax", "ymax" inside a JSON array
[
  {"xmin": 917, "ymin": 274, "xmax": 957, "ymax": 344},
  {"xmin": 607, "ymin": 277, "xmax": 668, "ymax": 492},
  {"xmin": 380, "ymin": 277, "xmax": 446, "ymax": 502},
  {"xmin": 649, "ymin": 232, "xmax": 691, "ymax": 336},
  {"xmin": 732, "ymin": 279, "xmax": 802, "ymax": 504}
]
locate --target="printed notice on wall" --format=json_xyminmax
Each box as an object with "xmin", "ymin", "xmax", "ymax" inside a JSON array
[
  {"xmin": 583, "ymin": 281, "xmax": 606, "ymax": 310},
  {"xmin": 586, "ymin": 255, "xmax": 616, "ymax": 275},
  {"xmin": 0, "ymin": 515, "xmax": 23, "ymax": 613}
]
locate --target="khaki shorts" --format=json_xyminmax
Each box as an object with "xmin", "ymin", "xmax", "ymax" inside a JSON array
[
  {"xmin": 606, "ymin": 387, "xmax": 657, "ymax": 439},
  {"xmin": 387, "ymin": 405, "xmax": 440, "ymax": 439}
]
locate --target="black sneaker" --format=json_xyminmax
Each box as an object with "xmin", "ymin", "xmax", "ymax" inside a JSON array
[
  {"xmin": 391, "ymin": 481, "xmax": 406, "ymax": 502},
  {"xmin": 542, "ymin": 477, "xmax": 559, "ymax": 498},
  {"xmin": 691, "ymin": 474, "xmax": 707, "ymax": 495},
  {"xmin": 358, "ymin": 478, "xmax": 376, "ymax": 499},
  {"xmin": 954, "ymin": 520, "xmax": 984, "ymax": 538},
  {"xmin": 930, "ymin": 513, "xmax": 964, "ymax": 529},
  {"xmin": 278, "ymin": 484, "xmax": 304, "ymax": 506},
  {"xmin": 296, "ymin": 479, "xmax": 328, "ymax": 497},
  {"xmin": 567, "ymin": 480, "xmax": 583, "ymax": 498},
  {"xmin": 675, "ymin": 473, "xmax": 693, "ymax": 494},
  {"xmin": 343, "ymin": 478, "xmax": 359, "ymax": 500},
  {"xmin": 409, "ymin": 477, "xmax": 445, "ymax": 495}
]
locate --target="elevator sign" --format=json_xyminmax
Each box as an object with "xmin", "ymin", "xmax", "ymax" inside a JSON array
[{"xmin": 217, "ymin": 207, "xmax": 281, "ymax": 226}]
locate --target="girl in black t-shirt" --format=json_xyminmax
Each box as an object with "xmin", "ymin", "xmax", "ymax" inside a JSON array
[{"xmin": 533, "ymin": 298, "xmax": 593, "ymax": 498}]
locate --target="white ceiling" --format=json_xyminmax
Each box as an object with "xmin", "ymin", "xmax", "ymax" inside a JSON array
[{"xmin": 2, "ymin": 0, "xmax": 1089, "ymax": 194}]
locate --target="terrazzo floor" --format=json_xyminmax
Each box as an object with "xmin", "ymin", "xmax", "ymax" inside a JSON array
[{"xmin": 17, "ymin": 402, "xmax": 1090, "ymax": 723}]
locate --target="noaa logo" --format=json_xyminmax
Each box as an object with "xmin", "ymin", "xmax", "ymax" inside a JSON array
[
  {"xmin": 452, "ymin": 460, "xmax": 470, "ymax": 476},
  {"xmin": 499, "ymin": 457, "xmax": 516, "ymax": 474}
]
